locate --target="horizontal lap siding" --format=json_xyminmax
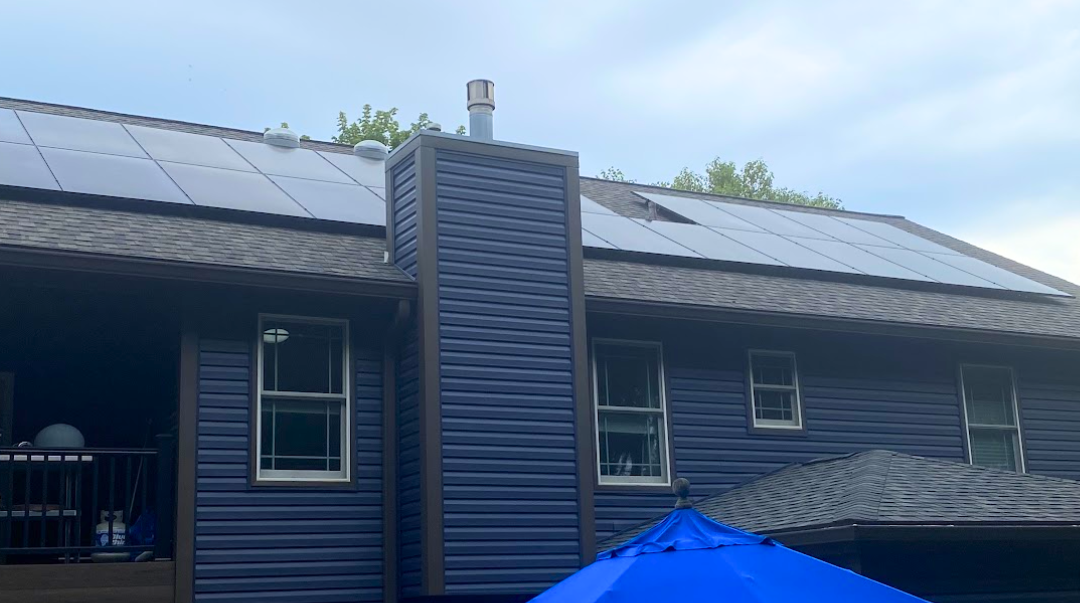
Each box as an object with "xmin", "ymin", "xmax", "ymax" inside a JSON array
[
  {"xmin": 435, "ymin": 151, "xmax": 580, "ymax": 595},
  {"xmin": 392, "ymin": 155, "xmax": 418, "ymax": 279},
  {"xmin": 397, "ymin": 329, "xmax": 422, "ymax": 598},
  {"xmin": 595, "ymin": 335, "xmax": 966, "ymax": 543},
  {"xmin": 1020, "ymin": 371, "xmax": 1080, "ymax": 481},
  {"xmin": 195, "ymin": 339, "xmax": 384, "ymax": 603}
]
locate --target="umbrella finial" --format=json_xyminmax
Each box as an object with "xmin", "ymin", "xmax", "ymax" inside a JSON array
[{"xmin": 673, "ymin": 478, "xmax": 692, "ymax": 509}]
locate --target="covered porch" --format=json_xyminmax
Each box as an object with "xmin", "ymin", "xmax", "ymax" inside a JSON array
[{"xmin": 0, "ymin": 266, "xmax": 178, "ymax": 600}]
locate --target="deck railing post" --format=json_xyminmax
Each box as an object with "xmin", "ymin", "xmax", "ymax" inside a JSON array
[{"xmin": 154, "ymin": 434, "xmax": 176, "ymax": 560}]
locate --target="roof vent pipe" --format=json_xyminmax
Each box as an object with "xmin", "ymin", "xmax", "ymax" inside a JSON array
[
  {"xmin": 353, "ymin": 139, "xmax": 389, "ymax": 161},
  {"xmin": 426, "ymin": 122, "xmax": 442, "ymax": 132},
  {"xmin": 466, "ymin": 79, "xmax": 495, "ymax": 140},
  {"xmin": 263, "ymin": 127, "xmax": 301, "ymax": 148}
]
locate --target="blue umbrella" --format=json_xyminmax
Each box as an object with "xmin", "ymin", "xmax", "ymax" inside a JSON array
[{"xmin": 531, "ymin": 479, "xmax": 927, "ymax": 603}]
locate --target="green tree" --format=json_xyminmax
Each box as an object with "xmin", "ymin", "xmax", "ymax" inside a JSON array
[
  {"xmin": 332, "ymin": 106, "xmax": 465, "ymax": 149},
  {"xmin": 602, "ymin": 157, "xmax": 842, "ymax": 209}
]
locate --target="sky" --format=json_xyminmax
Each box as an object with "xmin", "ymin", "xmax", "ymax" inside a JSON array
[{"xmin": 2, "ymin": 0, "xmax": 1079, "ymax": 283}]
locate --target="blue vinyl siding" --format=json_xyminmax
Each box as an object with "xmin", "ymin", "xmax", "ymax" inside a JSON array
[
  {"xmin": 396, "ymin": 328, "xmax": 422, "ymax": 599},
  {"xmin": 391, "ymin": 154, "xmax": 418, "ymax": 279},
  {"xmin": 593, "ymin": 329, "xmax": 967, "ymax": 543},
  {"xmin": 194, "ymin": 339, "xmax": 384, "ymax": 603},
  {"xmin": 1018, "ymin": 360, "xmax": 1080, "ymax": 481},
  {"xmin": 434, "ymin": 150, "xmax": 581, "ymax": 594}
]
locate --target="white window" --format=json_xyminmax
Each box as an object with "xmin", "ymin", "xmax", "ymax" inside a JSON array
[
  {"xmin": 257, "ymin": 315, "xmax": 350, "ymax": 482},
  {"xmin": 960, "ymin": 365, "xmax": 1025, "ymax": 472},
  {"xmin": 749, "ymin": 350, "xmax": 803, "ymax": 430},
  {"xmin": 593, "ymin": 340, "xmax": 670, "ymax": 486}
]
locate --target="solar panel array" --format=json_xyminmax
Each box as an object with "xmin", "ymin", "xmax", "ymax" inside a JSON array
[
  {"xmin": 0, "ymin": 109, "xmax": 388, "ymax": 225},
  {"xmin": 0, "ymin": 109, "xmax": 1065, "ymax": 297},
  {"xmin": 580, "ymin": 191, "xmax": 1066, "ymax": 296}
]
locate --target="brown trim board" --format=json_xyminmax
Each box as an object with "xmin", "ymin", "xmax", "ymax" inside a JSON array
[
  {"xmin": 415, "ymin": 144, "xmax": 446, "ymax": 595},
  {"xmin": 565, "ymin": 164, "xmax": 597, "ymax": 565},
  {"xmin": 174, "ymin": 315, "xmax": 198, "ymax": 603}
]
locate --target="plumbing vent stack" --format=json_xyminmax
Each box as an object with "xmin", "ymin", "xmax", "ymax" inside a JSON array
[{"xmin": 466, "ymin": 79, "xmax": 495, "ymax": 140}]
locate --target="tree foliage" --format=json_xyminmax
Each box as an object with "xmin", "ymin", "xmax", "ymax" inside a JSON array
[
  {"xmin": 602, "ymin": 158, "xmax": 842, "ymax": 209},
  {"xmin": 332, "ymin": 106, "xmax": 465, "ymax": 149}
]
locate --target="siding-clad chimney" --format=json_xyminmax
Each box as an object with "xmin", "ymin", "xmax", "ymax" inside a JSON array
[{"xmin": 385, "ymin": 115, "xmax": 590, "ymax": 598}]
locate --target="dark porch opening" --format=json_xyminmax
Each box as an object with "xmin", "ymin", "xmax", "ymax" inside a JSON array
[{"xmin": 0, "ymin": 274, "xmax": 178, "ymax": 564}]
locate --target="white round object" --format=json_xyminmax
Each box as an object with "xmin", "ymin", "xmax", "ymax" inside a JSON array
[
  {"xmin": 353, "ymin": 139, "xmax": 389, "ymax": 160},
  {"xmin": 34, "ymin": 423, "xmax": 85, "ymax": 448}
]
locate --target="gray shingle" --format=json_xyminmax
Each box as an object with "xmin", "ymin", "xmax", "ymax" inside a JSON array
[
  {"xmin": 601, "ymin": 450, "xmax": 1080, "ymax": 548},
  {"xmin": 0, "ymin": 199, "xmax": 408, "ymax": 283}
]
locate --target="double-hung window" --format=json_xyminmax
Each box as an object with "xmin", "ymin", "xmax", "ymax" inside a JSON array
[
  {"xmin": 960, "ymin": 365, "xmax": 1024, "ymax": 472},
  {"xmin": 593, "ymin": 340, "xmax": 670, "ymax": 485},
  {"xmin": 257, "ymin": 315, "xmax": 350, "ymax": 482},
  {"xmin": 748, "ymin": 350, "xmax": 803, "ymax": 430}
]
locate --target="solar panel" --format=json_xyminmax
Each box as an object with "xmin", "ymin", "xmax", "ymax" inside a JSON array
[
  {"xmin": 774, "ymin": 210, "xmax": 900, "ymax": 246},
  {"xmin": 159, "ymin": 161, "xmax": 308, "ymax": 216},
  {"xmin": 582, "ymin": 228, "xmax": 616, "ymax": 249},
  {"xmin": 580, "ymin": 194, "xmax": 618, "ymax": 215},
  {"xmin": 316, "ymin": 151, "xmax": 384, "ymax": 187},
  {"xmin": 0, "ymin": 109, "xmax": 32, "ymax": 145},
  {"xmin": 581, "ymin": 213, "xmax": 700, "ymax": 257},
  {"xmin": 223, "ymin": 139, "xmax": 353, "ymax": 184},
  {"xmin": 636, "ymin": 191, "xmax": 764, "ymax": 231},
  {"xmin": 18, "ymin": 111, "xmax": 147, "ymax": 158},
  {"xmin": 837, "ymin": 217, "xmax": 960, "ymax": 255},
  {"xmin": 643, "ymin": 221, "xmax": 781, "ymax": 265},
  {"xmin": 708, "ymin": 202, "xmax": 833, "ymax": 239},
  {"xmin": 792, "ymin": 238, "xmax": 931, "ymax": 281},
  {"xmin": 41, "ymin": 147, "xmax": 190, "ymax": 204},
  {"xmin": 718, "ymin": 229, "xmax": 859, "ymax": 273},
  {"xmin": 269, "ymin": 176, "xmax": 385, "ymax": 226},
  {"xmin": 856, "ymin": 246, "xmax": 1000, "ymax": 288},
  {"xmin": 0, "ymin": 142, "xmax": 59, "ymax": 190},
  {"xmin": 125, "ymin": 125, "xmax": 256, "ymax": 172},
  {"xmin": 925, "ymin": 253, "xmax": 1068, "ymax": 296}
]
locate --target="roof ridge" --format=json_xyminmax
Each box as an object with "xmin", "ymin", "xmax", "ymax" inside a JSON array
[
  {"xmin": 580, "ymin": 176, "xmax": 907, "ymax": 220},
  {"xmin": 0, "ymin": 96, "xmax": 354, "ymax": 154}
]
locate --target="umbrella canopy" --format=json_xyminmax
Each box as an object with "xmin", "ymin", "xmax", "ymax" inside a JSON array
[{"xmin": 531, "ymin": 480, "xmax": 927, "ymax": 603}]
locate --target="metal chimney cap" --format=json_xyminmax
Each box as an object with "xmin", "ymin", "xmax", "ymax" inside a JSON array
[
  {"xmin": 353, "ymin": 139, "xmax": 389, "ymax": 160},
  {"xmin": 466, "ymin": 79, "xmax": 495, "ymax": 112},
  {"xmin": 426, "ymin": 122, "xmax": 443, "ymax": 132},
  {"xmin": 263, "ymin": 127, "xmax": 301, "ymax": 148}
]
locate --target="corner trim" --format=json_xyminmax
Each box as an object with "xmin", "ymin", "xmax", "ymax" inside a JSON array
[
  {"xmin": 174, "ymin": 316, "xmax": 198, "ymax": 603},
  {"xmin": 565, "ymin": 166, "xmax": 596, "ymax": 564},
  {"xmin": 416, "ymin": 145, "xmax": 446, "ymax": 595}
]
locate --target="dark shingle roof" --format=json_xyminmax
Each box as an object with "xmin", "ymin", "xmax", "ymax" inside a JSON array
[
  {"xmin": 0, "ymin": 199, "xmax": 408, "ymax": 283},
  {"xmin": 602, "ymin": 450, "xmax": 1080, "ymax": 548},
  {"xmin": 4, "ymin": 97, "xmax": 1080, "ymax": 341},
  {"xmin": 580, "ymin": 177, "xmax": 1080, "ymax": 342}
]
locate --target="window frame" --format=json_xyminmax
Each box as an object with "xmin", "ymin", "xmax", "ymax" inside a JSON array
[
  {"xmin": 591, "ymin": 338, "xmax": 673, "ymax": 488},
  {"xmin": 254, "ymin": 314, "xmax": 352, "ymax": 485},
  {"xmin": 747, "ymin": 349, "xmax": 805, "ymax": 432},
  {"xmin": 958, "ymin": 363, "xmax": 1026, "ymax": 473}
]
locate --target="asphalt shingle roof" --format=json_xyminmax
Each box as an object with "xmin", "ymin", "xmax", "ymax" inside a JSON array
[
  {"xmin": 601, "ymin": 450, "xmax": 1080, "ymax": 548},
  {"xmin": 0, "ymin": 199, "xmax": 408, "ymax": 283},
  {"xmin": 3, "ymin": 97, "xmax": 1080, "ymax": 341}
]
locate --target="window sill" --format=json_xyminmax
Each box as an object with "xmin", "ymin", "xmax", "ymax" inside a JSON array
[
  {"xmin": 746, "ymin": 424, "xmax": 808, "ymax": 437},
  {"xmin": 595, "ymin": 481, "xmax": 674, "ymax": 493},
  {"xmin": 250, "ymin": 478, "xmax": 357, "ymax": 490}
]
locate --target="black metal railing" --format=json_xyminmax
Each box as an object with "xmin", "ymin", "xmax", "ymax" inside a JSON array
[{"xmin": 0, "ymin": 434, "xmax": 174, "ymax": 563}]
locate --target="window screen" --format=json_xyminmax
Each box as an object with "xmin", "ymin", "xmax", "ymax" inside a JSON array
[
  {"xmin": 593, "ymin": 341, "xmax": 669, "ymax": 485},
  {"xmin": 749, "ymin": 351, "xmax": 803, "ymax": 429},
  {"xmin": 962, "ymin": 365, "xmax": 1024, "ymax": 472},
  {"xmin": 257, "ymin": 316, "xmax": 349, "ymax": 481}
]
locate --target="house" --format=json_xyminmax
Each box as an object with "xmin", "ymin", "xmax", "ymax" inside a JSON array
[
  {"xmin": 601, "ymin": 450, "xmax": 1080, "ymax": 602},
  {"xmin": 0, "ymin": 81, "xmax": 1078, "ymax": 603}
]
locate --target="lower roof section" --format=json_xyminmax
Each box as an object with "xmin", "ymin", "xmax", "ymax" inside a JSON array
[
  {"xmin": 583, "ymin": 257, "xmax": 1080, "ymax": 344},
  {"xmin": 0, "ymin": 198, "xmax": 413, "ymax": 296}
]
